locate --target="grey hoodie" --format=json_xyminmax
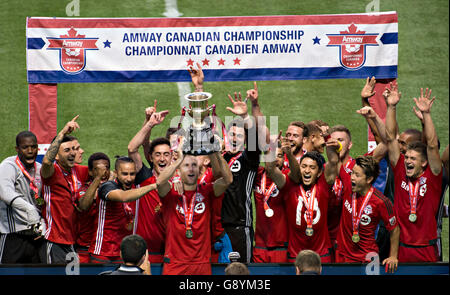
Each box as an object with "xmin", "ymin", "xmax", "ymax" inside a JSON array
[{"xmin": 0, "ymin": 156, "xmax": 42, "ymax": 233}]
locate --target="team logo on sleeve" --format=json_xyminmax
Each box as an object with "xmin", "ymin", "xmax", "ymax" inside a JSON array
[
  {"xmin": 389, "ymin": 216, "xmax": 396, "ymax": 226},
  {"xmin": 46, "ymin": 27, "xmax": 99, "ymax": 74},
  {"xmin": 326, "ymin": 24, "xmax": 378, "ymax": 70}
]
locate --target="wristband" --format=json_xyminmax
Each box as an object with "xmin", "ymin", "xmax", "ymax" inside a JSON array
[{"xmin": 337, "ymin": 142, "xmax": 343, "ymax": 153}]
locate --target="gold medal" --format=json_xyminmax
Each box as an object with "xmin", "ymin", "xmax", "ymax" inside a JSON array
[
  {"xmin": 186, "ymin": 229, "xmax": 193, "ymax": 239},
  {"xmin": 305, "ymin": 228, "xmax": 314, "ymax": 237},
  {"xmin": 352, "ymin": 234, "xmax": 360, "ymax": 243},
  {"xmin": 409, "ymin": 213, "xmax": 417, "ymax": 223}
]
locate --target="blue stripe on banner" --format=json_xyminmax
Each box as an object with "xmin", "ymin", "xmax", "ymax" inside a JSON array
[
  {"xmin": 380, "ymin": 33, "xmax": 398, "ymax": 45},
  {"xmin": 27, "ymin": 38, "xmax": 46, "ymax": 49},
  {"xmin": 27, "ymin": 66, "xmax": 397, "ymax": 83}
]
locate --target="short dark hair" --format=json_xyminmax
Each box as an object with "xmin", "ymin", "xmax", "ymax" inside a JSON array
[
  {"xmin": 407, "ymin": 141, "xmax": 428, "ymax": 161},
  {"xmin": 165, "ymin": 127, "xmax": 179, "ymax": 139},
  {"xmin": 51, "ymin": 135, "xmax": 77, "ymax": 144},
  {"xmin": 114, "ymin": 156, "xmax": 134, "ymax": 171},
  {"xmin": 226, "ymin": 117, "xmax": 246, "ymax": 131},
  {"xmin": 329, "ymin": 124, "xmax": 352, "ymax": 142},
  {"xmin": 225, "ymin": 262, "xmax": 250, "ymax": 275},
  {"xmin": 302, "ymin": 123, "xmax": 322, "ymax": 138},
  {"xmin": 88, "ymin": 152, "xmax": 110, "ymax": 171},
  {"xmin": 300, "ymin": 151, "xmax": 325, "ymax": 172},
  {"xmin": 16, "ymin": 131, "xmax": 37, "ymax": 147},
  {"xmin": 148, "ymin": 137, "xmax": 171, "ymax": 155},
  {"xmin": 295, "ymin": 250, "xmax": 321, "ymax": 274},
  {"xmin": 120, "ymin": 235, "xmax": 147, "ymax": 265},
  {"xmin": 402, "ymin": 129, "xmax": 422, "ymax": 142},
  {"xmin": 354, "ymin": 155, "xmax": 380, "ymax": 184},
  {"xmin": 289, "ymin": 121, "xmax": 306, "ymax": 129},
  {"xmin": 308, "ymin": 119, "xmax": 329, "ymax": 128}
]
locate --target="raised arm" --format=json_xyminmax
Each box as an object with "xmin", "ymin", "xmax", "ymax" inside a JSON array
[
  {"xmin": 360, "ymin": 77, "xmax": 385, "ymax": 144},
  {"xmin": 188, "ymin": 62, "xmax": 204, "ymax": 92},
  {"xmin": 209, "ymin": 152, "xmax": 233, "ymax": 197},
  {"xmin": 280, "ymin": 134, "xmax": 301, "ymax": 183},
  {"xmin": 142, "ymin": 100, "xmax": 157, "ymax": 164},
  {"xmin": 77, "ymin": 164, "xmax": 108, "ymax": 211},
  {"xmin": 356, "ymin": 106, "xmax": 388, "ymax": 162},
  {"xmin": 324, "ymin": 138, "xmax": 340, "ymax": 185},
  {"xmin": 41, "ymin": 115, "xmax": 80, "ymax": 179},
  {"xmin": 413, "ymin": 88, "xmax": 441, "ymax": 175},
  {"xmin": 265, "ymin": 135, "xmax": 290, "ymax": 189},
  {"xmin": 106, "ymin": 183, "xmax": 158, "ymax": 203},
  {"xmin": 156, "ymin": 144, "xmax": 184, "ymax": 198},
  {"xmin": 384, "ymin": 82, "xmax": 402, "ymax": 167},
  {"xmin": 247, "ymin": 81, "xmax": 271, "ymax": 151},
  {"xmin": 128, "ymin": 108, "xmax": 169, "ymax": 172}
]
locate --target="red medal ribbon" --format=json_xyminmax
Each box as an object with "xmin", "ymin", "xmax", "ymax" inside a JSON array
[
  {"xmin": 298, "ymin": 184, "xmax": 317, "ymax": 229},
  {"xmin": 407, "ymin": 178, "xmax": 421, "ymax": 216},
  {"xmin": 199, "ymin": 170, "xmax": 208, "ymax": 185},
  {"xmin": 55, "ymin": 162, "xmax": 79, "ymax": 204},
  {"xmin": 15, "ymin": 156, "xmax": 39, "ymax": 197},
  {"xmin": 351, "ymin": 187, "xmax": 374, "ymax": 237},
  {"xmin": 182, "ymin": 187, "xmax": 198, "ymax": 232},
  {"xmin": 260, "ymin": 172, "xmax": 277, "ymax": 212},
  {"xmin": 226, "ymin": 152, "xmax": 242, "ymax": 168}
]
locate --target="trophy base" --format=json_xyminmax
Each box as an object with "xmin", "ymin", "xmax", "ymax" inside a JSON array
[{"xmin": 182, "ymin": 124, "xmax": 221, "ymax": 156}]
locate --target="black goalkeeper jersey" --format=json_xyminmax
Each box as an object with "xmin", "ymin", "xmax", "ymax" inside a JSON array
[{"xmin": 221, "ymin": 149, "xmax": 260, "ymax": 227}]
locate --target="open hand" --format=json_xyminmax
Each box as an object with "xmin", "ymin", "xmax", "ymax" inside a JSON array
[
  {"xmin": 226, "ymin": 92, "xmax": 248, "ymax": 117},
  {"xmin": 361, "ymin": 76, "xmax": 376, "ymax": 99},
  {"xmin": 383, "ymin": 81, "xmax": 401, "ymax": 106},
  {"xmin": 413, "ymin": 88, "xmax": 435, "ymax": 114}
]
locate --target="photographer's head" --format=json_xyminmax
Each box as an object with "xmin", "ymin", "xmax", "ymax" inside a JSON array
[{"xmin": 120, "ymin": 234, "xmax": 148, "ymax": 266}]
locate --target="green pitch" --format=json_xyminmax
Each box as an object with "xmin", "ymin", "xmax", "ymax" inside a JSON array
[{"xmin": 0, "ymin": 0, "xmax": 448, "ymax": 261}]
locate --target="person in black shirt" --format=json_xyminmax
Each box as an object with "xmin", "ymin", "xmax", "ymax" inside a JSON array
[
  {"xmin": 102, "ymin": 234, "xmax": 150, "ymax": 275},
  {"xmin": 221, "ymin": 82, "xmax": 270, "ymax": 264}
]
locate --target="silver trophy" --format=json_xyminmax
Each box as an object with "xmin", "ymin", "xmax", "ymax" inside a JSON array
[{"xmin": 181, "ymin": 92, "xmax": 221, "ymax": 155}]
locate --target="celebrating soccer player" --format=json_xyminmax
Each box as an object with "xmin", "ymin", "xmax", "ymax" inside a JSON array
[{"xmin": 385, "ymin": 83, "xmax": 443, "ymax": 262}]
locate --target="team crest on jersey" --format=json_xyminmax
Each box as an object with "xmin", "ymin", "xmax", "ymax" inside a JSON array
[
  {"xmin": 364, "ymin": 205, "xmax": 372, "ymax": 215},
  {"xmin": 46, "ymin": 27, "xmax": 98, "ymax": 74},
  {"xmin": 326, "ymin": 24, "xmax": 378, "ymax": 70},
  {"xmin": 230, "ymin": 160, "xmax": 241, "ymax": 172},
  {"xmin": 360, "ymin": 214, "xmax": 371, "ymax": 226}
]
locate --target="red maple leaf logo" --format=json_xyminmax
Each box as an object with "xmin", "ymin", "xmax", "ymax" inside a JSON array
[
  {"xmin": 340, "ymin": 24, "xmax": 366, "ymax": 35},
  {"xmin": 59, "ymin": 27, "xmax": 85, "ymax": 38}
]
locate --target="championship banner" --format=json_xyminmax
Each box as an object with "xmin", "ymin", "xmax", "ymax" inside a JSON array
[{"xmin": 26, "ymin": 12, "xmax": 398, "ymax": 83}]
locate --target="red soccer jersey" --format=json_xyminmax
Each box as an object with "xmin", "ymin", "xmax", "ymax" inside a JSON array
[
  {"xmin": 161, "ymin": 183, "xmax": 214, "ymax": 265},
  {"xmin": 393, "ymin": 154, "xmax": 443, "ymax": 246},
  {"xmin": 90, "ymin": 181, "xmax": 135, "ymax": 257},
  {"xmin": 280, "ymin": 173, "xmax": 333, "ymax": 260},
  {"xmin": 253, "ymin": 166, "xmax": 288, "ymax": 248},
  {"xmin": 42, "ymin": 163, "xmax": 89, "ymax": 245},
  {"xmin": 328, "ymin": 158, "xmax": 355, "ymax": 242},
  {"xmin": 75, "ymin": 181, "xmax": 98, "ymax": 247},
  {"xmin": 133, "ymin": 175, "xmax": 166, "ymax": 260},
  {"xmin": 336, "ymin": 187, "xmax": 397, "ymax": 262}
]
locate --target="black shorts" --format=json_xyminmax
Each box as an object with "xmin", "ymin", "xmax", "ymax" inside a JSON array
[
  {"xmin": 0, "ymin": 232, "xmax": 45, "ymax": 263},
  {"xmin": 224, "ymin": 225, "xmax": 254, "ymax": 264},
  {"xmin": 43, "ymin": 240, "xmax": 77, "ymax": 264}
]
